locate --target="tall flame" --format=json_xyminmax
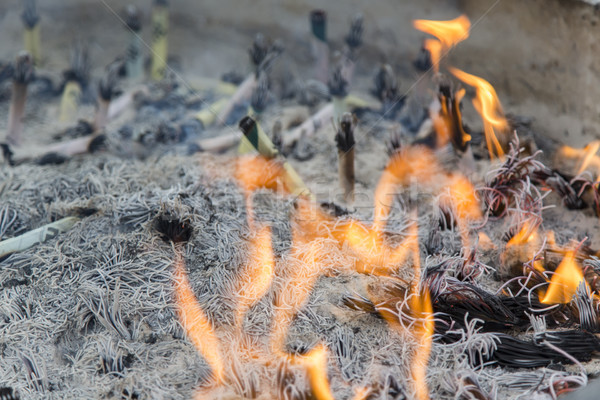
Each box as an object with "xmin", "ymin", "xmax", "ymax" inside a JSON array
[
  {"xmin": 173, "ymin": 250, "xmax": 224, "ymax": 382},
  {"xmin": 449, "ymin": 67, "xmax": 508, "ymax": 159},
  {"xmin": 413, "ymin": 15, "xmax": 471, "ymax": 52},
  {"xmin": 423, "ymin": 39, "xmax": 442, "ymax": 73},
  {"xmin": 540, "ymin": 251, "xmax": 588, "ymax": 304},
  {"xmin": 235, "ymin": 225, "xmax": 275, "ymax": 325}
]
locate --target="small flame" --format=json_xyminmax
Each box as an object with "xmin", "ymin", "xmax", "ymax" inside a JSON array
[
  {"xmin": 235, "ymin": 155, "xmax": 288, "ymax": 194},
  {"xmin": 505, "ymin": 221, "xmax": 545, "ymax": 272},
  {"xmin": 540, "ymin": 251, "xmax": 588, "ymax": 304},
  {"xmin": 449, "ymin": 67, "xmax": 508, "ymax": 159},
  {"xmin": 173, "ymin": 251, "xmax": 224, "ymax": 382},
  {"xmin": 293, "ymin": 344, "xmax": 335, "ymax": 400},
  {"xmin": 413, "ymin": 15, "xmax": 470, "ymax": 53},
  {"xmin": 423, "ymin": 39, "xmax": 442, "ymax": 73},
  {"xmin": 235, "ymin": 225, "xmax": 275, "ymax": 325},
  {"xmin": 559, "ymin": 141, "xmax": 600, "ymax": 179},
  {"xmin": 407, "ymin": 221, "xmax": 433, "ymax": 400}
]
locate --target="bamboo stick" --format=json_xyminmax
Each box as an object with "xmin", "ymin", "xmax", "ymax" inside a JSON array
[
  {"xmin": 124, "ymin": 5, "xmax": 143, "ymax": 81},
  {"xmin": 150, "ymin": 0, "xmax": 169, "ymax": 81}
]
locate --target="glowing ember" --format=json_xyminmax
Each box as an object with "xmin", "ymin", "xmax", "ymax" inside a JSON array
[
  {"xmin": 413, "ymin": 15, "xmax": 470, "ymax": 54},
  {"xmin": 449, "ymin": 67, "xmax": 508, "ymax": 159},
  {"xmin": 540, "ymin": 251, "xmax": 588, "ymax": 304},
  {"xmin": 235, "ymin": 225, "xmax": 275, "ymax": 325},
  {"xmin": 173, "ymin": 251, "xmax": 224, "ymax": 382}
]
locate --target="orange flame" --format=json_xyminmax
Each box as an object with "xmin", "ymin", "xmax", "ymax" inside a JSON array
[
  {"xmin": 540, "ymin": 251, "xmax": 588, "ymax": 304},
  {"xmin": 423, "ymin": 39, "xmax": 442, "ymax": 73},
  {"xmin": 235, "ymin": 155, "xmax": 288, "ymax": 194},
  {"xmin": 413, "ymin": 15, "xmax": 471, "ymax": 52},
  {"xmin": 505, "ymin": 221, "xmax": 544, "ymax": 272},
  {"xmin": 292, "ymin": 344, "xmax": 335, "ymax": 400},
  {"xmin": 407, "ymin": 221, "xmax": 433, "ymax": 400},
  {"xmin": 558, "ymin": 141, "xmax": 600, "ymax": 179},
  {"xmin": 235, "ymin": 225, "xmax": 275, "ymax": 325},
  {"xmin": 449, "ymin": 67, "xmax": 508, "ymax": 159},
  {"xmin": 173, "ymin": 251, "xmax": 224, "ymax": 382}
]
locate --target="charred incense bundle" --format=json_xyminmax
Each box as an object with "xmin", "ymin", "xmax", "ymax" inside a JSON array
[
  {"xmin": 22, "ymin": 0, "xmax": 41, "ymax": 66},
  {"xmin": 150, "ymin": 0, "xmax": 169, "ymax": 81},
  {"xmin": 124, "ymin": 5, "xmax": 143, "ymax": 81},
  {"xmin": 341, "ymin": 14, "xmax": 363, "ymax": 83},
  {"xmin": 335, "ymin": 113, "xmax": 356, "ymax": 205},
  {"xmin": 216, "ymin": 34, "xmax": 282, "ymax": 126},
  {"xmin": 94, "ymin": 64, "xmax": 120, "ymax": 131},
  {"xmin": 309, "ymin": 10, "xmax": 329, "ymax": 84},
  {"xmin": 238, "ymin": 116, "xmax": 312, "ymax": 198},
  {"xmin": 5, "ymin": 52, "xmax": 34, "ymax": 146},
  {"xmin": 373, "ymin": 64, "xmax": 404, "ymax": 117},
  {"xmin": 59, "ymin": 44, "xmax": 90, "ymax": 123}
]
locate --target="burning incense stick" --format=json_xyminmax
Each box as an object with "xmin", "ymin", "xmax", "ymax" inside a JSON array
[
  {"xmin": 59, "ymin": 45, "xmax": 89, "ymax": 123},
  {"xmin": 0, "ymin": 217, "xmax": 79, "ymax": 258},
  {"xmin": 150, "ymin": 0, "xmax": 169, "ymax": 81},
  {"xmin": 5, "ymin": 52, "xmax": 34, "ymax": 146},
  {"xmin": 310, "ymin": 10, "xmax": 329, "ymax": 84},
  {"xmin": 124, "ymin": 5, "xmax": 143, "ymax": 81},
  {"xmin": 335, "ymin": 113, "xmax": 356, "ymax": 205},
  {"xmin": 22, "ymin": 0, "xmax": 41, "ymax": 66},
  {"xmin": 94, "ymin": 64, "xmax": 120, "ymax": 131},
  {"xmin": 239, "ymin": 116, "xmax": 312, "ymax": 198}
]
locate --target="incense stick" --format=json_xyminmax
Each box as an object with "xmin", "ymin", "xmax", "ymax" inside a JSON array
[
  {"xmin": 150, "ymin": 0, "xmax": 169, "ymax": 81},
  {"xmin": 335, "ymin": 113, "xmax": 356, "ymax": 205},
  {"xmin": 310, "ymin": 10, "xmax": 329, "ymax": 84},
  {"xmin": 6, "ymin": 52, "xmax": 34, "ymax": 146},
  {"xmin": 328, "ymin": 62, "xmax": 349, "ymax": 119},
  {"xmin": 124, "ymin": 5, "xmax": 143, "ymax": 81},
  {"xmin": 22, "ymin": 0, "xmax": 41, "ymax": 65},
  {"xmin": 0, "ymin": 217, "xmax": 80, "ymax": 258}
]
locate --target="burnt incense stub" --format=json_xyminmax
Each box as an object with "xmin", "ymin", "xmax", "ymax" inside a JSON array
[
  {"xmin": 335, "ymin": 113, "xmax": 356, "ymax": 153},
  {"xmin": 125, "ymin": 5, "xmax": 141, "ymax": 32},
  {"xmin": 345, "ymin": 14, "xmax": 364, "ymax": 50},
  {"xmin": 328, "ymin": 64, "xmax": 349, "ymax": 98},
  {"xmin": 13, "ymin": 52, "xmax": 34, "ymax": 85},
  {"xmin": 21, "ymin": 0, "xmax": 39, "ymax": 29}
]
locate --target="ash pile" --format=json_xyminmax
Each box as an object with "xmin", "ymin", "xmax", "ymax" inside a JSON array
[{"xmin": 2, "ymin": 2, "xmax": 600, "ymax": 400}]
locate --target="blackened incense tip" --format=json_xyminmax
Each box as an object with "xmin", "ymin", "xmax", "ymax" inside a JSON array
[
  {"xmin": 373, "ymin": 64, "xmax": 398, "ymax": 102},
  {"xmin": 13, "ymin": 51, "xmax": 34, "ymax": 85},
  {"xmin": 125, "ymin": 5, "xmax": 141, "ymax": 32},
  {"xmin": 239, "ymin": 116, "xmax": 256, "ymax": 137},
  {"xmin": 345, "ymin": 13, "xmax": 364, "ymax": 50},
  {"xmin": 310, "ymin": 10, "xmax": 327, "ymax": 42},
  {"xmin": 21, "ymin": 0, "xmax": 39, "ymax": 29},
  {"xmin": 98, "ymin": 63, "xmax": 120, "ymax": 101},
  {"xmin": 251, "ymin": 73, "xmax": 270, "ymax": 114},
  {"xmin": 335, "ymin": 112, "xmax": 356, "ymax": 153}
]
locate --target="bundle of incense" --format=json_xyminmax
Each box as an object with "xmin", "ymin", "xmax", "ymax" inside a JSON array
[
  {"xmin": 309, "ymin": 10, "xmax": 329, "ymax": 84},
  {"xmin": 335, "ymin": 113, "xmax": 356, "ymax": 205},
  {"xmin": 94, "ymin": 64, "xmax": 120, "ymax": 131},
  {"xmin": 22, "ymin": 0, "xmax": 41, "ymax": 65},
  {"xmin": 238, "ymin": 116, "xmax": 312, "ymax": 198},
  {"xmin": 59, "ymin": 45, "xmax": 89, "ymax": 123},
  {"xmin": 124, "ymin": 5, "xmax": 143, "ymax": 80},
  {"xmin": 341, "ymin": 14, "xmax": 363, "ymax": 83},
  {"xmin": 328, "ymin": 62, "xmax": 349, "ymax": 119},
  {"xmin": 150, "ymin": 0, "xmax": 169, "ymax": 81},
  {"xmin": 5, "ymin": 52, "xmax": 34, "ymax": 146},
  {"xmin": 216, "ymin": 34, "xmax": 283, "ymax": 126},
  {"xmin": 0, "ymin": 217, "xmax": 79, "ymax": 259}
]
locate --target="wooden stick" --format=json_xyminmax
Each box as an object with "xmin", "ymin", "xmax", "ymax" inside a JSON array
[
  {"xmin": 216, "ymin": 74, "xmax": 257, "ymax": 126},
  {"xmin": 6, "ymin": 52, "xmax": 34, "ymax": 146},
  {"xmin": 150, "ymin": 0, "xmax": 169, "ymax": 80},
  {"xmin": 22, "ymin": 0, "xmax": 42, "ymax": 65},
  {"xmin": 335, "ymin": 113, "xmax": 356, "ymax": 205},
  {"xmin": 195, "ymin": 133, "xmax": 240, "ymax": 153},
  {"xmin": 310, "ymin": 10, "xmax": 329, "ymax": 84}
]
